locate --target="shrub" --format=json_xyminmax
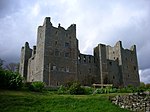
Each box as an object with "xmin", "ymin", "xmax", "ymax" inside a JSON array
[
  {"xmin": 29, "ymin": 81, "xmax": 45, "ymax": 92},
  {"xmin": 57, "ymin": 85, "xmax": 68, "ymax": 94},
  {"xmin": 0, "ymin": 70, "xmax": 23, "ymax": 90},
  {"xmin": 93, "ymin": 87, "xmax": 118, "ymax": 94},
  {"xmin": 109, "ymin": 88, "xmax": 118, "ymax": 93},
  {"xmin": 118, "ymin": 87, "xmax": 133, "ymax": 93},
  {"xmin": 9, "ymin": 72, "xmax": 23, "ymax": 89},
  {"xmin": 93, "ymin": 88, "xmax": 105, "ymax": 94},
  {"xmin": 145, "ymin": 83, "xmax": 150, "ymax": 89},
  {"xmin": 140, "ymin": 82, "xmax": 145, "ymax": 88},
  {"xmin": 24, "ymin": 82, "xmax": 32, "ymax": 88},
  {"xmin": 0, "ymin": 70, "xmax": 8, "ymax": 88},
  {"xmin": 45, "ymin": 87, "xmax": 59, "ymax": 91},
  {"xmin": 69, "ymin": 82, "xmax": 85, "ymax": 95},
  {"xmin": 84, "ymin": 87, "xmax": 94, "ymax": 95},
  {"xmin": 64, "ymin": 81, "xmax": 77, "ymax": 89},
  {"xmin": 136, "ymin": 87, "xmax": 146, "ymax": 93}
]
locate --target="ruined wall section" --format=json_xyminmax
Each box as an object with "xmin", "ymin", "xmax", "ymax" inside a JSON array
[
  {"xmin": 27, "ymin": 46, "xmax": 36, "ymax": 82},
  {"xmin": 107, "ymin": 60, "xmax": 120, "ymax": 87},
  {"xmin": 77, "ymin": 54, "xmax": 98, "ymax": 86},
  {"xmin": 19, "ymin": 42, "xmax": 32, "ymax": 80},
  {"xmin": 106, "ymin": 41, "xmax": 140, "ymax": 87},
  {"xmin": 106, "ymin": 41, "xmax": 123, "ymax": 87},
  {"xmin": 99, "ymin": 44, "xmax": 109, "ymax": 85},
  {"xmin": 121, "ymin": 45, "xmax": 140, "ymax": 87},
  {"xmin": 31, "ymin": 19, "xmax": 48, "ymax": 82},
  {"xmin": 93, "ymin": 46, "xmax": 101, "ymax": 84},
  {"xmin": 94, "ymin": 44, "xmax": 109, "ymax": 85}
]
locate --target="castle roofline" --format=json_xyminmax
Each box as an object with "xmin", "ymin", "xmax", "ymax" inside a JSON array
[{"xmin": 42, "ymin": 17, "xmax": 76, "ymax": 31}]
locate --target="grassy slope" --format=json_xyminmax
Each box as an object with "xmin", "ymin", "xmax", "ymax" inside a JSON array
[{"xmin": 0, "ymin": 90, "xmax": 131, "ymax": 112}]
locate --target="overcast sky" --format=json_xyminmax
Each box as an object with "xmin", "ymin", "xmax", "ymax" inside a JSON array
[{"xmin": 0, "ymin": 0, "xmax": 150, "ymax": 84}]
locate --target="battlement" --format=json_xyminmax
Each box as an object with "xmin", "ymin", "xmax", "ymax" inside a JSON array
[
  {"xmin": 130, "ymin": 45, "xmax": 136, "ymax": 51},
  {"xmin": 42, "ymin": 17, "xmax": 76, "ymax": 33},
  {"xmin": 67, "ymin": 24, "xmax": 76, "ymax": 30},
  {"xmin": 78, "ymin": 54, "xmax": 95, "ymax": 64},
  {"xmin": 43, "ymin": 17, "xmax": 51, "ymax": 25}
]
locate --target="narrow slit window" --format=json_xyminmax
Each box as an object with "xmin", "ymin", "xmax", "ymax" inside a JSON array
[{"xmin": 83, "ymin": 56, "xmax": 86, "ymax": 62}]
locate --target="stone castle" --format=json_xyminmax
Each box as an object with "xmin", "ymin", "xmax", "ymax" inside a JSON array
[{"xmin": 19, "ymin": 17, "xmax": 140, "ymax": 87}]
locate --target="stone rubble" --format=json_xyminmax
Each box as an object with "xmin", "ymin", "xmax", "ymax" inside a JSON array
[{"xmin": 110, "ymin": 91, "xmax": 150, "ymax": 112}]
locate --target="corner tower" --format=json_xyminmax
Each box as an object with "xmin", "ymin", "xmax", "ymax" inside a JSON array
[
  {"xmin": 19, "ymin": 42, "xmax": 32, "ymax": 80},
  {"xmin": 28, "ymin": 17, "xmax": 79, "ymax": 86}
]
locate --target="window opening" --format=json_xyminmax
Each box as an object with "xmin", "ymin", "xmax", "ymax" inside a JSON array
[
  {"xmin": 65, "ymin": 42, "xmax": 70, "ymax": 47},
  {"xmin": 65, "ymin": 52, "xmax": 70, "ymax": 57}
]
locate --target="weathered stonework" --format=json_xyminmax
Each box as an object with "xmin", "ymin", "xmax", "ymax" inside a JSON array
[{"xmin": 19, "ymin": 17, "xmax": 140, "ymax": 87}]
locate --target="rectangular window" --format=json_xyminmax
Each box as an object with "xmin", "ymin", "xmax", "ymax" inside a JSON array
[
  {"xmin": 65, "ymin": 42, "xmax": 70, "ymax": 47},
  {"xmin": 94, "ymin": 57, "xmax": 95, "ymax": 63},
  {"xmin": 55, "ymin": 41, "xmax": 57, "ymax": 45},
  {"xmin": 109, "ymin": 62, "xmax": 112, "ymax": 65},
  {"xmin": 55, "ymin": 50, "xmax": 59, "ymax": 56},
  {"xmin": 51, "ymin": 65, "xmax": 56, "ymax": 71},
  {"xmin": 89, "ymin": 57, "xmax": 91, "ymax": 63},
  {"xmin": 113, "ymin": 76, "xmax": 115, "ymax": 79},
  {"xmin": 84, "ymin": 56, "xmax": 86, "ymax": 62},
  {"xmin": 78, "ymin": 56, "xmax": 81, "ymax": 62},
  {"xmin": 65, "ymin": 52, "xmax": 70, "ymax": 57},
  {"xmin": 134, "ymin": 66, "xmax": 136, "ymax": 70},
  {"xmin": 66, "ymin": 67, "xmax": 69, "ymax": 72},
  {"xmin": 89, "ymin": 68, "xmax": 91, "ymax": 73}
]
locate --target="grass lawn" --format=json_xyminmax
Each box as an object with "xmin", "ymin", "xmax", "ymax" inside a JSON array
[{"xmin": 0, "ymin": 90, "xmax": 131, "ymax": 112}]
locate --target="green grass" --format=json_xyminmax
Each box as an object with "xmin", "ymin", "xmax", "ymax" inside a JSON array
[{"xmin": 0, "ymin": 90, "xmax": 131, "ymax": 112}]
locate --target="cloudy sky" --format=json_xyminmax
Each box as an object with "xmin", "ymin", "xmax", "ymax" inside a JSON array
[{"xmin": 0, "ymin": 0, "xmax": 150, "ymax": 83}]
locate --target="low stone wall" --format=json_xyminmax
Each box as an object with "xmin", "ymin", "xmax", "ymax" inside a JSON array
[{"xmin": 110, "ymin": 92, "xmax": 150, "ymax": 112}]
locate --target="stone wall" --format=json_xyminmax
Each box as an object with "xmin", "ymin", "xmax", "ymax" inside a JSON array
[
  {"xmin": 111, "ymin": 92, "xmax": 150, "ymax": 112},
  {"xmin": 77, "ymin": 54, "xmax": 99, "ymax": 85}
]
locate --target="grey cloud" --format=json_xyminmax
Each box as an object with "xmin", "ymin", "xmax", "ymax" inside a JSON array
[
  {"xmin": 140, "ymin": 69, "xmax": 150, "ymax": 84},
  {"xmin": 0, "ymin": 0, "xmax": 22, "ymax": 18}
]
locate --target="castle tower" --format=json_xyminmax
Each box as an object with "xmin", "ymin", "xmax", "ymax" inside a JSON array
[
  {"xmin": 94, "ymin": 44, "xmax": 108, "ymax": 85},
  {"xmin": 94, "ymin": 41, "xmax": 140, "ymax": 87},
  {"xmin": 120, "ymin": 44, "xmax": 140, "ymax": 87},
  {"xmin": 25, "ymin": 17, "xmax": 79, "ymax": 86},
  {"xmin": 19, "ymin": 42, "xmax": 32, "ymax": 80},
  {"xmin": 42, "ymin": 18, "xmax": 78, "ymax": 86}
]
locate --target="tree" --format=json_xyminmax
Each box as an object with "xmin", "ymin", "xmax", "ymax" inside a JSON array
[
  {"xmin": 145, "ymin": 83, "xmax": 150, "ymax": 88},
  {"xmin": 0, "ymin": 58, "xmax": 4, "ymax": 70},
  {"xmin": 0, "ymin": 70, "xmax": 23, "ymax": 89},
  {"xmin": 5, "ymin": 63, "xmax": 19, "ymax": 72},
  {"xmin": 140, "ymin": 82, "xmax": 145, "ymax": 87}
]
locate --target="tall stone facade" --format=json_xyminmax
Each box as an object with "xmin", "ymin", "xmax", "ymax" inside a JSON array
[{"xmin": 19, "ymin": 17, "xmax": 140, "ymax": 87}]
